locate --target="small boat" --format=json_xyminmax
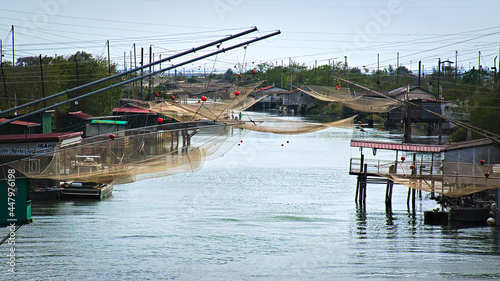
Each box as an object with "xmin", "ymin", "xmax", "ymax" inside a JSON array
[
  {"xmin": 60, "ymin": 181, "xmax": 113, "ymax": 200},
  {"xmin": 31, "ymin": 186, "xmax": 64, "ymax": 200}
]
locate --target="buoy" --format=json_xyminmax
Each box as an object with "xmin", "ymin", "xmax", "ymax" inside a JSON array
[
  {"xmin": 335, "ymin": 86, "xmax": 339, "ymax": 90},
  {"xmin": 155, "ymin": 92, "xmax": 159, "ymax": 97},
  {"xmin": 401, "ymin": 156, "xmax": 406, "ymax": 162},
  {"xmin": 480, "ymin": 160, "xmax": 486, "ymax": 165},
  {"xmin": 171, "ymin": 95, "xmax": 175, "ymax": 100},
  {"xmin": 108, "ymin": 134, "xmax": 115, "ymax": 140},
  {"xmin": 281, "ymin": 144, "xmax": 284, "ymax": 146},
  {"xmin": 410, "ymin": 165, "xmax": 416, "ymax": 170},
  {"xmin": 339, "ymin": 85, "xmax": 341, "ymax": 87},
  {"xmin": 486, "ymin": 217, "xmax": 496, "ymax": 226},
  {"xmin": 238, "ymin": 73, "xmax": 242, "ymax": 79},
  {"xmin": 240, "ymin": 140, "xmax": 243, "ymax": 143},
  {"xmin": 361, "ymin": 124, "xmax": 365, "ymax": 128},
  {"xmin": 201, "ymin": 96, "xmax": 207, "ymax": 102},
  {"xmin": 253, "ymin": 69, "xmax": 256, "ymax": 74},
  {"xmin": 286, "ymin": 140, "xmax": 289, "ymax": 143},
  {"xmin": 234, "ymin": 91, "xmax": 240, "ymax": 96},
  {"xmin": 158, "ymin": 118, "xmax": 163, "ymax": 123},
  {"xmin": 485, "ymin": 172, "xmax": 490, "ymax": 178},
  {"xmin": 238, "ymin": 143, "xmax": 240, "ymax": 146},
  {"xmin": 358, "ymin": 121, "xmax": 362, "ymax": 124}
]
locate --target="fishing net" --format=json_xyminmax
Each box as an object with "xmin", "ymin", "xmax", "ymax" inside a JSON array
[
  {"xmin": 350, "ymin": 158, "xmax": 500, "ymax": 197},
  {"xmin": 2, "ymin": 122, "xmax": 246, "ymax": 184},
  {"xmin": 138, "ymin": 82, "xmax": 267, "ymax": 122},
  {"xmin": 300, "ymin": 85, "xmax": 400, "ymax": 113},
  {"xmin": 236, "ymin": 115, "xmax": 356, "ymax": 134}
]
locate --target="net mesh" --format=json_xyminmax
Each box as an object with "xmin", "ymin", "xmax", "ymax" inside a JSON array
[
  {"xmin": 299, "ymin": 85, "xmax": 400, "ymax": 113},
  {"xmin": 350, "ymin": 158, "xmax": 500, "ymax": 197},
  {"xmin": 2, "ymin": 122, "xmax": 245, "ymax": 184}
]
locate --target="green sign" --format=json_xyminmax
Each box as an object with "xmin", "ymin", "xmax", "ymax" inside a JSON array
[{"xmin": 0, "ymin": 171, "xmax": 32, "ymax": 227}]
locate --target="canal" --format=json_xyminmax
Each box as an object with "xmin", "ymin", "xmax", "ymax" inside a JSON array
[{"xmin": 2, "ymin": 113, "xmax": 499, "ymax": 280}]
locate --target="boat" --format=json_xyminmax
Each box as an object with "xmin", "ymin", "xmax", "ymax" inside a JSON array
[
  {"xmin": 31, "ymin": 186, "xmax": 64, "ymax": 200},
  {"xmin": 60, "ymin": 181, "xmax": 113, "ymax": 200}
]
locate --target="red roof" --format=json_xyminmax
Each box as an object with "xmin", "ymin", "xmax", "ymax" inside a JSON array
[
  {"xmin": 0, "ymin": 132, "xmax": 83, "ymax": 144},
  {"xmin": 69, "ymin": 111, "xmax": 93, "ymax": 119},
  {"xmin": 0, "ymin": 118, "xmax": 40, "ymax": 127},
  {"xmin": 350, "ymin": 139, "xmax": 446, "ymax": 152},
  {"xmin": 113, "ymin": 107, "xmax": 151, "ymax": 114}
]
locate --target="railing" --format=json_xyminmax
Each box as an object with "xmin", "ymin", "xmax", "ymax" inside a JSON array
[{"xmin": 350, "ymin": 157, "xmax": 499, "ymax": 179}]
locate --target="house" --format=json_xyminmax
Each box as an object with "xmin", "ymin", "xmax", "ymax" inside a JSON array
[{"xmin": 58, "ymin": 111, "xmax": 93, "ymax": 133}]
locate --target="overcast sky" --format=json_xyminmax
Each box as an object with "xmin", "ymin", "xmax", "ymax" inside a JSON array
[{"xmin": 1, "ymin": 0, "xmax": 499, "ymax": 74}]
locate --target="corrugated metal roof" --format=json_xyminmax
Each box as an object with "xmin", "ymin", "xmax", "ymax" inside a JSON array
[
  {"xmin": 350, "ymin": 139, "xmax": 446, "ymax": 152},
  {"xmin": 0, "ymin": 132, "xmax": 83, "ymax": 143},
  {"xmin": 69, "ymin": 111, "xmax": 93, "ymax": 119},
  {"xmin": 443, "ymin": 138, "xmax": 494, "ymax": 151},
  {"xmin": 0, "ymin": 118, "xmax": 40, "ymax": 127},
  {"xmin": 112, "ymin": 107, "xmax": 151, "ymax": 114}
]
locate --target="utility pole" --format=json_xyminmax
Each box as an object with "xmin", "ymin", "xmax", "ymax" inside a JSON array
[
  {"xmin": 0, "ymin": 39, "xmax": 2, "ymax": 66},
  {"xmin": 345, "ymin": 56, "xmax": 349, "ymax": 93},
  {"xmin": 123, "ymin": 52, "xmax": 126, "ymax": 71},
  {"xmin": 39, "ymin": 54, "xmax": 46, "ymax": 107},
  {"xmin": 455, "ymin": 50, "xmax": 458, "ymax": 83},
  {"xmin": 11, "ymin": 25, "xmax": 14, "ymax": 71},
  {"xmin": 377, "ymin": 53, "xmax": 380, "ymax": 87},
  {"xmin": 149, "ymin": 45, "xmax": 152, "ymax": 100},
  {"xmin": 107, "ymin": 40, "xmax": 111, "ymax": 76},
  {"xmin": 478, "ymin": 51, "xmax": 482, "ymax": 84},
  {"xmin": 140, "ymin": 47, "xmax": 143, "ymax": 100},
  {"xmin": 418, "ymin": 61, "xmax": 421, "ymax": 87},
  {"xmin": 396, "ymin": 52, "xmax": 399, "ymax": 82},
  {"xmin": 280, "ymin": 60, "xmax": 283, "ymax": 88}
]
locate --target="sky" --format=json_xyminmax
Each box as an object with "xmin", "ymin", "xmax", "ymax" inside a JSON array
[{"xmin": 1, "ymin": 0, "xmax": 499, "ymax": 75}]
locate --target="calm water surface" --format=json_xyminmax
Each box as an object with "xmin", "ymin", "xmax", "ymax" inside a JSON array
[{"xmin": 2, "ymin": 115, "xmax": 499, "ymax": 280}]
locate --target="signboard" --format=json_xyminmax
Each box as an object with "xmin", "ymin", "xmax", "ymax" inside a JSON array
[{"xmin": 0, "ymin": 142, "xmax": 58, "ymax": 156}]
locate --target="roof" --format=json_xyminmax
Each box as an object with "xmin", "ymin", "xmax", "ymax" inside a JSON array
[
  {"xmin": 113, "ymin": 107, "xmax": 151, "ymax": 114},
  {"xmin": 0, "ymin": 118, "xmax": 40, "ymax": 127},
  {"xmin": 350, "ymin": 139, "xmax": 446, "ymax": 152},
  {"xmin": 68, "ymin": 111, "xmax": 93, "ymax": 120},
  {"xmin": 386, "ymin": 86, "xmax": 438, "ymax": 100},
  {"xmin": 0, "ymin": 132, "xmax": 83, "ymax": 144},
  {"xmin": 443, "ymin": 138, "xmax": 495, "ymax": 151}
]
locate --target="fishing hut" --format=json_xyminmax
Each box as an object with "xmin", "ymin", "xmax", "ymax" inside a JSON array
[
  {"xmin": 349, "ymin": 139, "xmax": 445, "ymax": 208},
  {"xmin": 349, "ymin": 138, "xmax": 500, "ymax": 226}
]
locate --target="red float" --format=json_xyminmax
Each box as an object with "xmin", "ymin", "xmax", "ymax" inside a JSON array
[
  {"xmin": 234, "ymin": 91, "xmax": 240, "ymax": 96},
  {"xmin": 480, "ymin": 160, "xmax": 486, "ymax": 165},
  {"xmin": 201, "ymin": 96, "xmax": 207, "ymax": 102},
  {"xmin": 238, "ymin": 73, "xmax": 242, "ymax": 79},
  {"xmin": 108, "ymin": 134, "xmax": 115, "ymax": 140},
  {"xmin": 253, "ymin": 69, "xmax": 257, "ymax": 74},
  {"xmin": 240, "ymin": 140, "xmax": 243, "ymax": 143},
  {"xmin": 171, "ymin": 95, "xmax": 175, "ymax": 100},
  {"xmin": 485, "ymin": 172, "xmax": 490, "ymax": 178},
  {"xmin": 361, "ymin": 124, "xmax": 365, "ymax": 128},
  {"xmin": 401, "ymin": 156, "xmax": 406, "ymax": 162},
  {"xmin": 358, "ymin": 121, "xmax": 362, "ymax": 124},
  {"xmin": 158, "ymin": 118, "xmax": 163, "ymax": 123},
  {"xmin": 410, "ymin": 165, "xmax": 416, "ymax": 170},
  {"xmin": 155, "ymin": 92, "xmax": 159, "ymax": 97}
]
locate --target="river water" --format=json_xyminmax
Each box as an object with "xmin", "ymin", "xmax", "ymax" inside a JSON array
[{"xmin": 2, "ymin": 114, "xmax": 500, "ymax": 280}]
